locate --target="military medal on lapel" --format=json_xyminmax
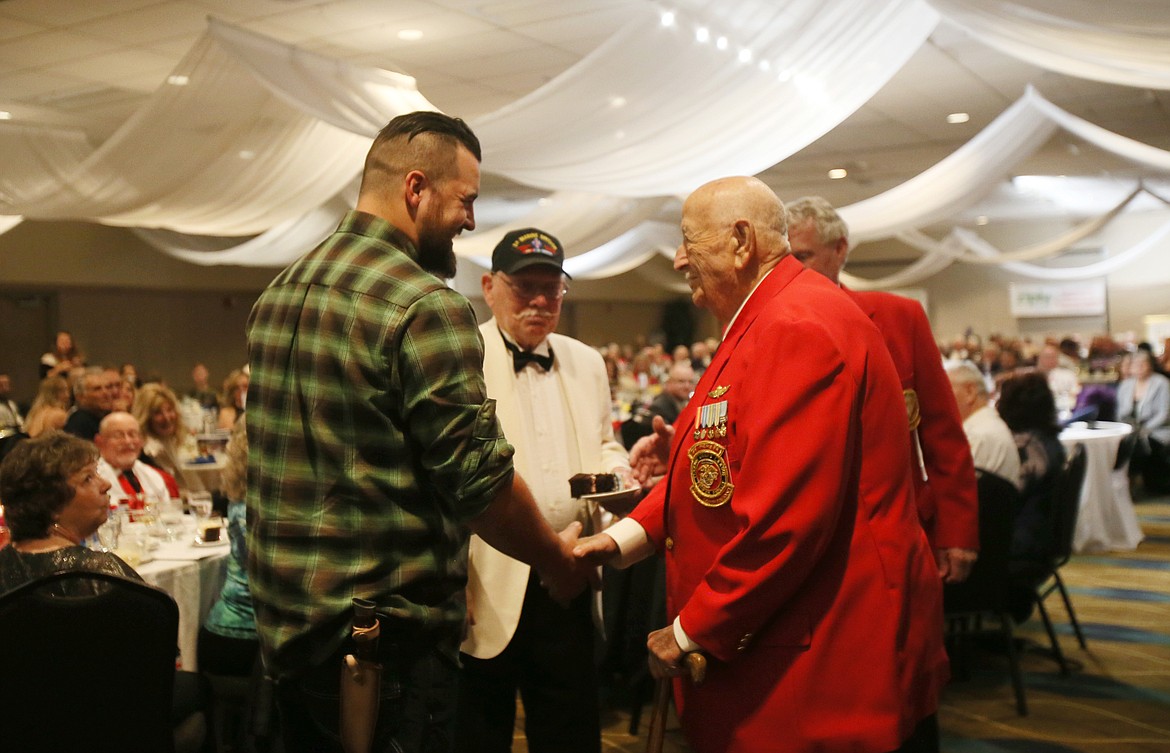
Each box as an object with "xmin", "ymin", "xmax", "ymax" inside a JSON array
[
  {"xmin": 689, "ymin": 397, "xmax": 733, "ymax": 507},
  {"xmin": 693, "ymin": 399, "xmax": 728, "ymax": 441}
]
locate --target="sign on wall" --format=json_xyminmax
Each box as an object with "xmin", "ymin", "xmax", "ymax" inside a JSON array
[{"xmin": 1009, "ymin": 281, "xmax": 1106, "ymax": 318}]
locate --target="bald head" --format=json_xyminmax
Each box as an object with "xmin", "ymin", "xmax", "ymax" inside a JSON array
[
  {"xmin": 676, "ymin": 177, "xmax": 790, "ymax": 327},
  {"xmin": 95, "ymin": 411, "xmax": 143, "ymax": 471}
]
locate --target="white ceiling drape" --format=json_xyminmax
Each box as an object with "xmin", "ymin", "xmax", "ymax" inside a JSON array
[
  {"xmin": 2, "ymin": 0, "xmax": 1169, "ymax": 289},
  {"xmin": 472, "ymin": 0, "xmax": 937, "ymax": 197},
  {"xmin": 928, "ymin": 0, "xmax": 1170, "ymax": 89},
  {"xmin": 0, "ymin": 35, "xmax": 371, "ymax": 235}
]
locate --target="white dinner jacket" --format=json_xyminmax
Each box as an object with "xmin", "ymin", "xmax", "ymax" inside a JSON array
[{"xmin": 461, "ymin": 319, "xmax": 629, "ymax": 660}]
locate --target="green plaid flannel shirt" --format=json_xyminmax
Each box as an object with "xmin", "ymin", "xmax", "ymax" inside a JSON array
[{"xmin": 245, "ymin": 211, "xmax": 515, "ymax": 676}]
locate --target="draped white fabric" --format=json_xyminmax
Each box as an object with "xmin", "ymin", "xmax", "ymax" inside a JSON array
[
  {"xmin": 929, "ymin": 0, "xmax": 1170, "ymax": 89},
  {"xmin": 206, "ymin": 19, "xmax": 435, "ymax": 138},
  {"xmin": 839, "ymin": 85, "xmax": 1170, "ymax": 288},
  {"xmin": 0, "ymin": 35, "xmax": 371, "ymax": 235},
  {"xmin": 838, "ymin": 90, "xmax": 1058, "ymax": 243},
  {"xmin": 955, "ymin": 221, "xmax": 1170, "ymax": 279},
  {"xmin": 472, "ymin": 0, "xmax": 937, "ymax": 196},
  {"xmin": 131, "ymin": 194, "xmax": 352, "ymax": 267}
]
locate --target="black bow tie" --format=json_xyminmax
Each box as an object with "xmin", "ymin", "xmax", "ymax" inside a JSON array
[{"xmin": 502, "ymin": 336, "xmax": 554, "ymax": 373}]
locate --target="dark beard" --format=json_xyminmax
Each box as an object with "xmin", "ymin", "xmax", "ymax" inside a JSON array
[{"xmin": 417, "ymin": 233, "xmax": 457, "ymax": 279}]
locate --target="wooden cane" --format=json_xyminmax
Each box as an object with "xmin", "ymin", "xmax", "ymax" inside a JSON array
[{"xmin": 645, "ymin": 653, "xmax": 707, "ymax": 753}]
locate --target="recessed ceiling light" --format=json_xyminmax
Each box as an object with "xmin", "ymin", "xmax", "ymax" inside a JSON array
[
  {"xmin": 715, "ymin": 36, "xmax": 728, "ymax": 51},
  {"xmin": 614, "ymin": 130, "xmax": 626, "ymax": 140},
  {"xmin": 758, "ymin": 60, "xmax": 771, "ymax": 73},
  {"xmin": 0, "ymin": 111, "xmax": 11, "ymax": 120},
  {"xmin": 828, "ymin": 168, "xmax": 847, "ymax": 180},
  {"xmin": 738, "ymin": 48, "xmax": 752, "ymax": 63},
  {"xmin": 975, "ymin": 215, "xmax": 989, "ymax": 225},
  {"xmin": 167, "ymin": 75, "xmax": 189, "ymax": 86},
  {"xmin": 609, "ymin": 95, "xmax": 626, "ymax": 109},
  {"xmin": 397, "ymin": 29, "xmax": 423, "ymax": 41},
  {"xmin": 695, "ymin": 27, "xmax": 709, "ymax": 43},
  {"xmin": 946, "ymin": 112, "xmax": 969, "ymax": 124},
  {"xmin": 660, "ymin": 10, "xmax": 676, "ymax": 27},
  {"xmin": 238, "ymin": 150, "xmax": 255, "ymax": 160}
]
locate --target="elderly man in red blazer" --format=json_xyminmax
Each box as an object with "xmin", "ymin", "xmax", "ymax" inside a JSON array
[
  {"xmin": 786, "ymin": 196, "xmax": 979, "ymax": 583},
  {"xmin": 577, "ymin": 177, "xmax": 948, "ymax": 753}
]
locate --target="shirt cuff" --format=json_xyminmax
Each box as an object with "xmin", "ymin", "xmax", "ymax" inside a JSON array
[
  {"xmin": 673, "ymin": 617, "xmax": 702, "ymax": 653},
  {"xmin": 605, "ymin": 517, "xmax": 654, "ymax": 569}
]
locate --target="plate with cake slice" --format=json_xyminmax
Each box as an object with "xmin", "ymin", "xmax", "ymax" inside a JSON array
[{"xmin": 569, "ymin": 473, "xmax": 642, "ymax": 515}]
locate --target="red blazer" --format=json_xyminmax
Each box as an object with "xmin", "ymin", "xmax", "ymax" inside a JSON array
[
  {"xmin": 631, "ymin": 258, "xmax": 948, "ymax": 753},
  {"xmin": 846, "ymin": 289, "xmax": 979, "ymax": 551}
]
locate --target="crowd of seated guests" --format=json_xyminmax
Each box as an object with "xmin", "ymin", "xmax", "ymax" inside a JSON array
[{"xmin": 595, "ymin": 337, "xmax": 717, "ymax": 448}]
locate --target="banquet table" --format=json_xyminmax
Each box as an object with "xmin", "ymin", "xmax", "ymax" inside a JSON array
[
  {"xmin": 136, "ymin": 537, "xmax": 229, "ymax": 671},
  {"xmin": 1058, "ymin": 421, "xmax": 1144, "ymax": 554}
]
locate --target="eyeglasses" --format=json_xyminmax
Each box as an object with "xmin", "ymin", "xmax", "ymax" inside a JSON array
[{"xmin": 498, "ymin": 274, "xmax": 569, "ymax": 302}]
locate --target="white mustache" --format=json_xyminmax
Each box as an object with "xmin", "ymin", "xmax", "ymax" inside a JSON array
[{"xmin": 517, "ymin": 309, "xmax": 554, "ymax": 322}]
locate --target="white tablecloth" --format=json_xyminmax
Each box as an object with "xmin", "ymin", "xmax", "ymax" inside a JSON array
[
  {"xmin": 1058, "ymin": 421, "xmax": 1144, "ymax": 553},
  {"xmin": 136, "ymin": 538, "xmax": 229, "ymax": 671}
]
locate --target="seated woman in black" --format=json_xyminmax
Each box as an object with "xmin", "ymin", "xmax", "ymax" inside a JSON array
[{"xmin": 996, "ymin": 372, "xmax": 1067, "ymax": 621}]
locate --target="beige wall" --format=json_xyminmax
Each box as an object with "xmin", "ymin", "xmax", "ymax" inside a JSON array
[
  {"xmin": 0, "ymin": 219, "xmax": 702, "ymax": 402},
  {"xmin": 4, "ymin": 207, "xmax": 1169, "ymax": 401}
]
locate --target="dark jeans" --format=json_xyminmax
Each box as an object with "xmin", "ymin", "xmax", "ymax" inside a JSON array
[{"xmin": 276, "ymin": 636, "xmax": 460, "ymax": 753}]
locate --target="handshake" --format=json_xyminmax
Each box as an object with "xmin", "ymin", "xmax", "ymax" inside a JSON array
[
  {"xmin": 535, "ymin": 416, "xmax": 673, "ymax": 605},
  {"xmin": 533, "ymin": 522, "xmax": 622, "ymax": 605}
]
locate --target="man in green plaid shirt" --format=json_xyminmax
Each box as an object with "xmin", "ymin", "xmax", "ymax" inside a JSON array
[{"xmin": 246, "ymin": 112, "xmax": 590, "ymax": 753}]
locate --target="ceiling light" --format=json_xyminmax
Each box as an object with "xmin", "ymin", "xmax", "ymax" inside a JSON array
[
  {"xmin": 758, "ymin": 60, "xmax": 771, "ymax": 73},
  {"xmin": 0, "ymin": 111, "xmax": 10, "ymax": 120},
  {"xmin": 738, "ymin": 48, "xmax": 752, "ymax": 63},
  {"xmin": 715, "ymin": 36, "xmax": 728, "ymax": 50},
  {"xmin": 660, "ymin": 10, "xmax": 676, "ymax": 27},
  {"xmin": 828, "ymin": 168, "xmax": 847, "ymax": 180},
  {"xmin": 614, "ymin": 130, "xmax": 626, "ymax": 140},
  {"xmin": 975, "ymin": 215, "xmax": 989, "ymax": 225},
  {"xmin": 397, "ymin": 29, "xmax": 423, "ymax": 41},
  {"xmin": 238, "ymin": 150, "xmax": 255, "ymax": 160},
  {"xmin": 167, "ymin": 75, "xmax": 189, "ymax": 86},
  {"xmin": 609, "ymin": 95, "xmax": 626, "ymax": 109},
  {"xmin": 695, "ymin": 27, "xmax": 709, "ymax": 43},
  {"xmin": 946, "ymin": 112, "xmax": 969, "ymax": 124}
]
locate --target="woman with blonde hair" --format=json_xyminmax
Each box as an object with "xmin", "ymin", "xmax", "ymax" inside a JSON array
[
  {"xmin": 132, "ymin": 383, "xmax": 198, "ymax": 492},
  {"xmin": 23, "ymin": 375, "xmax": 71, "ymax": 438},
  {"xmin": 217, "ymin": 369, "xmax": 248, "ymax": 430}
]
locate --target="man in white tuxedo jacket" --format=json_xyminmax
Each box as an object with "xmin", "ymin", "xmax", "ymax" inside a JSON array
[{"xmin": 456, "ymin": 228, "xmax": 630, "ymax": 753}]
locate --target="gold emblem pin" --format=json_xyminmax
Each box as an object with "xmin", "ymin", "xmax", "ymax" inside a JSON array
[
  {"xmin": 688, "ymin": 440, "xmax": 734, "ymax": 507},
  {"xmin": 708, "ymin": 385, "xmax": 729, "ymax": 399}
]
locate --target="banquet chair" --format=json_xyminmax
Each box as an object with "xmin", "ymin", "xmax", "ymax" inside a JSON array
[
  {"xmin": 0, "ymin": 570, "xmax": 179, "ymax": 753},
  {"xmin": 1031, "ymin": 442, "xmax": 1089, "ymax": 675},
  {"xmin": 944, "ymin": 470, "xmax": 1027, "ymax": 715}
]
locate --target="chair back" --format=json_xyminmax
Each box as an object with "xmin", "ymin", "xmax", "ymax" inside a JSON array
[
  {"xmin": 0, "ymin": 570, "xmax": 179, "ymax": 753},
  {"xmin": 944, "ymin": 470, "xmax": 1020, "ymax": 615},
  {"xmin": 1050, "ymin": 443, "xmax": 1087, "ymax": 568}
]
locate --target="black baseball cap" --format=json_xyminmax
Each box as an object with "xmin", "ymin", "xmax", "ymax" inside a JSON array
[{"xmin": 490, "ymin": 228, "xmax": 570, "ymax": 278}]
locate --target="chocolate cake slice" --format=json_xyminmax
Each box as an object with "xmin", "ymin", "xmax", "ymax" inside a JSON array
[{"xmin": 569, "ymin": 472, "xmax": 619, "ymax": 498}]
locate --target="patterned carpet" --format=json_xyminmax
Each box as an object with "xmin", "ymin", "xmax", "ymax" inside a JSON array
[
  {"xmin": 508, "ymin": 502, "xmax": 1170, "ymax": 753},
  {"xmin": 940, "ymin": 499, "xmax": 1170, "ymax": 753}
]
